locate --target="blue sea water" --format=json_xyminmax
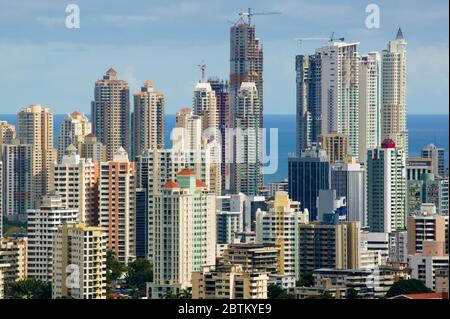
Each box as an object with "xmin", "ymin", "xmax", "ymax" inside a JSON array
[{"xmin": 1, "ymin": 114, "xmax": 448, "ymax": 184}]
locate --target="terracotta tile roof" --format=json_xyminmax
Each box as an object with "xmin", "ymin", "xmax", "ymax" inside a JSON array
[
  {"xmin": 196, "ymin": 179, "xmax": 207, "ymax": 188},
  {"xmin": 391, "ymin": 292, "xmax": 449, "ymax": 299},
  {"xmin": 177, "ymin": 168, "xmax": 195, "ymax": 176},
  {"xmin": 162, "ymin": 180, "xmax": 180, "ymax": 189}
]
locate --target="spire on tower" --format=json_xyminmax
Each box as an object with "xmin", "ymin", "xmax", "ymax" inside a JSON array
[{"xmin": 396, "ymin": 27, "xmax": 404, "ymax": 40}]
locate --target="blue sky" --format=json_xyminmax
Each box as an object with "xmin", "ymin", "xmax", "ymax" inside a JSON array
[{"xmin": 0, "ymin": 0, "xmax": 448, "ymax": 115}]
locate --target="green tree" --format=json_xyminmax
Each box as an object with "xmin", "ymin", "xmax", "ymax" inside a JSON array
[
  {"xmin": 267, "ymin": 284, "xmax": 295, "ymax": 299},
  {"xmin": 319, "ymin": 291, "xmax": 335, "ymax": 299},
  {"xmin": 6, "ymin": 278, "xmax": 51, "ymax": 299},
  {"xmin": 125, "ymin": 258, "xmax": 153, "ymax": 291},
  {"xmin": 296, "ymin": 273, "xmax": 314, "ymax": 287},
  {"xmin": 385, "ymin": 279, "xmax": 431, "ymax": 298},
  {"xmin": 346, "ymin": 288, "xmax": 359, "ymax": 299},
  {"xmin": 106, "ymin": 250, "xmax": 125, "ymax": 284}
]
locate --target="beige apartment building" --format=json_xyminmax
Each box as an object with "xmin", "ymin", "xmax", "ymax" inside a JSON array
[
  {"xmin": 319, "ymin": 132, "xmax": 349, "ymax": 164},
  {"xmin": 0, "ymin": 236, "xmax": 28, "ymax": 283}
]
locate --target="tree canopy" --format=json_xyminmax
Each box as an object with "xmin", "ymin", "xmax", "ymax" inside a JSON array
[
  {"xmin": 385, "ymin": 279, "xmax": 431, "ymax": 298},
  {"xmin": 6, "ymin": 278, "xmax": 51, "ymax": 299}
]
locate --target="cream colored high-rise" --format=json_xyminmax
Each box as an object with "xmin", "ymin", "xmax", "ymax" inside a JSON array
[
  {"xmin": 52, "ymin": 223, "xmax": 106, "ymax": 299},
  {"xmin": 77, "ymin": 133, "xmax": 106, "ymax": 164},
  {"xmin": 359, "ymin": 52, "xmax": 381, "ymax": 162},
  {"xmin": 381, "ymin": 28, "xmax": 408, "ymax": 154},
  {"xmin": 54, "ymin": 145, "xmax": 99, "ymax": 226},
  {"xmin": 193, "ymin": 82, "xmax": 219, "ymax": 140},
  {"xmin": 57, "ymin": 112, "xmax": 91, "ymax": 162},
  {"xmin": 133, "ymin": 81, "xmax": 165, "ymax": 158},
  {"xmin": 150, "ymin": 170, "xmax": 216, "ymax": 298},
  {"xmin": 0, "ymin": 236, "xmax": 28, "ymax": 282},
  {"xmin": 0, "ymin": 121, "xmax": 16, "ymax": 154},
  {"xmin": 18, "ymin": 104, "xmax": 55, "ymax": 208}
]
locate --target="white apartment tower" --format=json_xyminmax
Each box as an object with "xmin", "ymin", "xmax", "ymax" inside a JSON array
[
  {"xmin": 27, "ymin": 194, "xmax": 78, "ymax": 283},
  {"xmin": 150, "ymin": 170, "xmax": 216, "ymax": 298},
  {"xmin": 57, "ymin": 112, "xmax": 91, "ymax": 162},
  {"xmin": 381, "ymin": 28, "xmax": 408, "ymax": 154},
  {"xmin": 54, "ymin": 145, "xmax": 99, "ymax": 226},
  {"xmin": 317, "ymin": 41, "xmax": 360, "ymax": 158},
  {"xmin": 233, "ymin": 82, "xmax": 263, "ymax": 195},
  {"xmin": 359, "ymin": 52, "xmax": 381, "ymax": 162},
  {"xmin": 367, "ymin": 139, "xmax": 407, "ymax": 233}
]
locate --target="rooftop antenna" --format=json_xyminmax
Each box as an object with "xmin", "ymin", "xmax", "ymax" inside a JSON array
[{"xmin": 238, "ymin": 8, "xmax": 281, "ymax": 25}]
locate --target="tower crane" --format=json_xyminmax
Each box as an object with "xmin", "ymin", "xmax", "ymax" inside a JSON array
[
  {"xmin": 238, "ymin": 8, "xmax": 281, "ymax": 25},
  {"xmin": 294, "ymin": 32, "xmax": 345, "ymax": 45}
]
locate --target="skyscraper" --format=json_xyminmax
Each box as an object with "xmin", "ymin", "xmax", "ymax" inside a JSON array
[
  {"xmin": 421, "ymin": 144, "xmax": 446, "ymax": 178},
  {"xmin": 381, "ymin": 29, "xmax": 408, "ymax": 153},
  {"xmin": 331, "ymin": 158, "xmax": 366, "ymax": 225},
  {"xmin": 92, "ymin": 68, "xmax": 130, "ymax": 161},
  {"xmin": 0, "ymin": 121, "xmax": 16, "ymax": 154},
  {"xmin": 229, "ymin": 22, "xmax": 263, "ymax": 128},
  {"xmin": 193, "ymin": 81, "xmax": 218, "ymax": 138},
  {"xmin": 233, "ymin": 82, "xmax": 263, "ymax": 195},
  {"xmin": 18, "ymin": 104, "xmax": 55, "ymax": 209},
  {"xmin": 318, "ymin": 41, "xmax": 360, "ymax": 158},
  {"xmin": 208, "ymin": 78, "xmax": 231, "ymax": 191},
  {"xmin": 132, "ymin": 81, "xmax": 165, "ymax": 159},
  {"xmin": 54, "ymin": 145, "xmax": 99, "ymax": 226},
  {"xmin": 295, "ymin": 54, "xmax": 321, "ymax": 155},
  {"xmin": 150, "ymin": 170, "xmax": 216, "ymax": 298},
  {"xmin": 98, "ymin": 147, "xmax": 135, "ymax": 263},
  {"xmin": 57, "ymin": 112, "xmax": 91, "ymax": 162},
  {"xmin": 359, "ymin": 52, "xmax": 381, "ymax": 162},
  {"xmin": 367, "ymin": 139, "xmax": 407, "ymax": 233},
  {"xmin": 288, "ymin": 144, "xmax": 330, "ymax": 221},
  {"xmin": 318, "ymin": 133, "xmax": 348, "ymax": 164},
  {"xmin": 27, "ymin": 194, "xmax": 78, "ymax": 283},
  {"xmin": 1, "ymin": 141, "xmax": 33, "ymax": 221},
  {"xmin": 77, "ymin": 133, "xmax": 106, "ymax": 164}
]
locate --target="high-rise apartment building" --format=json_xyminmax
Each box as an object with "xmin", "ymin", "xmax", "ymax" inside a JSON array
[
  {"xmin": 77, "ymin": 133, "xmax": 106, "ymax": 164},
  {"xmin": 407, "ymin": 213, "xmax": 448, "ymax": 256},
  {"xmin": 92, "ymin": 68, "xmax": 130, "ymax": 161},
  {"xmin": 192, "ymin": 264, "xmax": 268, "ymax": 299},
  {"xmin": 298, "ymin": 220, "xmax": 360, "ymax": 275},
  {"xmin": 1, "ymin": 141, "xmax": 33, "ymax": 221},
  {"xmin": 367, "ymin": 139, "xmax": 407, "ymax": 233},
  {"xmin": 208, "ymin": 78, "xmax": 231, "ymax": 191},
  {"xmin": 319, "ymin": 133, "xmax": 348, "ymax": 164},
  {"xmin": 18, "ymin": 104, "xmax": 55, "ymax": 208},
  {"xmin": 288, "ymin": 144, "xmax": 330, "ymax": 221},
  {"xmin": 317, "ymin": 41, "xmax": 360, "ymax": 158},
  {"xmin": 150, "ymin": 170, "xmax": 216, "ymax": 298},
  {"xmin": 359, "ymin": 52, "xmax": 381, "ymax": 162},
  {"xmin": 52, "ymin": 223, "xmax": 106, "ymax": 299},
  {"xmin": 98, "ymin": 147, "xmax": 135, "ymax": 264},
  {"xmin": 27, "ymin": 194, "xmax": 78, "ymax": 283},
  {"xmin": 54, "ymin": 145, "xmax": 99, "ymax": 225},
  {"xmin": 0, "ymin": 236, "xmax": 28, "ymax": 283},
  {"xmin": 295, "ymin": 54, "xmax": 321, "ymax": 155},
  {"xmin": 331, "ymin": 158, "xmax": 366, "ymax": 225},
  {"xmin": 229, "ymin": 22, "xmax": 263, "ymax": 128},
  {"xmin": 57, "ymin": 112, "xmax": 91, "ymax": 162},
  {"xmin": 132, "ymin": 81, "xmax": 165, "ymax": 159},
  {"xmin": 256, "ymin": 192, "xmax": 308, "ymax": 279},
  {"xmin": 381, "ymin": 29, "xmax": 408, "ymax": 153},
  {"xmin": 233, "ymin": 82, "xmax": 263, "ymax": 195},
  {"xmin": 193, "ymin": 81, "xmax": 218, "ymax": 137},
  {"xmin": 421, "ymin": 144, "xmax": 446, "ymax": 178},
  {"xmin": 0, "ymin": 121, "xmax": 16, "ymax": 153},
  {"xmin": 406, "ymin": 157, "xmax": 433, "ymax": 181}
]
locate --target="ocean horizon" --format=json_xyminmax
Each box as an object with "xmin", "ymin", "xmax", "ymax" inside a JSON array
[{"xmin": 1, "ymin": 113, "xmax": 448, "ymax": 184}]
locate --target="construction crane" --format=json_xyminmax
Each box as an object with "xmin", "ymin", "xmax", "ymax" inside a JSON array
[
  {"xmin": 294, "ymin": 32, "xmax": 345, "ymax": 45},
  {"xmin": 197, "ymin": 62, "xmax": 207, "ymax": 82},
  {"xmin": 238, "ymin": 8, "xmax": 281, "ymax": 25}
]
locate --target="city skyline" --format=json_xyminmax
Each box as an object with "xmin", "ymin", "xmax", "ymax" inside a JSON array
[{"xmin": 0, "ymin": 0, "xmax": 448, "ymax": 115}]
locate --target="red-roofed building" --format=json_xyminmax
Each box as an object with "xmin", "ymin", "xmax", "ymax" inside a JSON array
[
  {"xmin": 196, "ymin": 179, "xmax": 208, "ymax": 188},
  {"xmin": 178, "ymin": 168, "xmax": 195, "ymax": 176},
  {"xmin": 162, "ymin": 180, "xmax": 180, "ymax": 189},
  {"xmin": 390, "ymin": 292, "xmax": 449, "ymax": 299}
]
